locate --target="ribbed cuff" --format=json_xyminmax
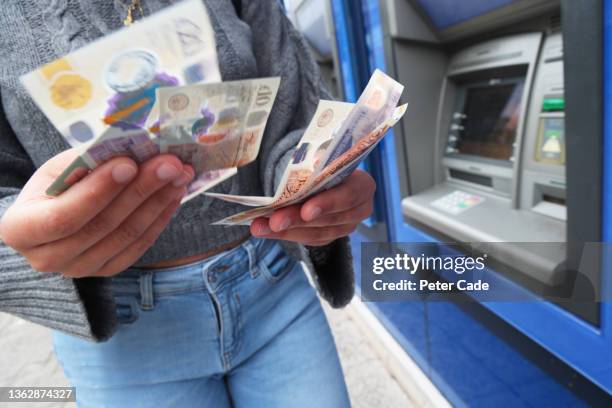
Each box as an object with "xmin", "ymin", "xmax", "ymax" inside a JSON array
[{"xmin": 0, "ymin": 244, "xmax": 117, "ymax": 342}]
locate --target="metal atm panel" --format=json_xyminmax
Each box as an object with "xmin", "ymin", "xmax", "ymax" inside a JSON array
[
  {"xmin": 336, "ymin": 0, "xmax": 611, "ymax": 396},
  {"xmin": 402, "ymin": 32, "xmax": 567, "ymax": 286}
]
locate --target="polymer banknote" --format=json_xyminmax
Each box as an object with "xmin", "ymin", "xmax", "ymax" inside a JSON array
[
  {"xmin": 21, "ymin": 0, "xmax": 220, "ymax": 148},
  {"xmin": 181, "ymin": 167, "xmax": 238, "ymax": 204},
  {"xmin": 208, "ymin": 70, "xmax": 404, "ymax": 211},
  {"xmin": 157, "ymin": 77, "xmax": 281, "ymax": 174},
  {"xmin": 207, "ymin": 69, "xmax": 408, "ymax": 226},
  {"xmin": 45, "ymin": 75, "xmax": 280, "ymax": 197},
  {"xmin": 206, "ymin": 99, "xmax": 355, "ymax": 207},
  {"xmin": 19, "ymin": 0, "xmax": 228, "ymax": 196},
  {"xmin": 211, "ymin": 103, "xmax": 407, "ymax": 225},
  {"xmin": 312, "ymin": 69, "xmax": 404, "ymax": 175}
]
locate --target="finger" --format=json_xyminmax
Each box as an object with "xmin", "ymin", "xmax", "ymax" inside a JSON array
[
  {"xmin": 297, "ymin": 201, "xmax": 373, "ymax": 228},
  {"xmin": 300, "ymin": 169, "xmax": 375, "ymax": 222},
  {"xmin": 250, "ymin": 217, "xmax": 272, "ymax": 236},
  {"xmin": 68, "ymin": 198, "xmax": 181, "ymax": 278},
  {"xmin": 27, "ymin": 177, "xmax": 190, "ymax": 273},
  {"xmin": 253, "ymin": 224, "xmax": 357, "ymax": 244},
  {"xmin": 64, "ymin": 155, "xmax": 186, "ymax": 248},
  {"xmin": 253, "ymin": 199, "xmax": 373, "ymax": 236},
  {"xmin": 59, "ymin": 180, "xmax": 187, "ymax": 277},
  {"xmin": 267, "ymin": 204, "xmax": 302, "ymax": 232},
  {"xmin": 31, "ymin": 162, "xmax": 193, "ymax": 265},
  {"xmin": 3, "ymin": 156, "xmax": 139, "ymax": 249}
]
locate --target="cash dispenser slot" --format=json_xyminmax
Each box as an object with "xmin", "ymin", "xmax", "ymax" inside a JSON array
[
  {"xmin": 447, "ymin": 169, "xmax": 492, "ymax": 187},
  {"xmin": 402, "ymin": 32, "xmax": 568, "ymax": 286}
]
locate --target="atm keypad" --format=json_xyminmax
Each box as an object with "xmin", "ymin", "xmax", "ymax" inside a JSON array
[{"xmin": 430, "ymin": 190, "xmax": 484, "ymax": 215}]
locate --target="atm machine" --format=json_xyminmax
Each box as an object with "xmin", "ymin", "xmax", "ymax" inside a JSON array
[
  {"xmin": 329, "ymin": 0, "xmax": 612, "ymax": 403},
  {"xmin": 402, "ymin": 32, "xmax": 569, "ymax": 288}
]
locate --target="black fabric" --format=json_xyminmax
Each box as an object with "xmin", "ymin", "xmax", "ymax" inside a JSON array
[
  {"xmin": 307, "ymin": 238, "xmax": 355, "ymax": 308},
  {"xmin": 74, "ymin": 278, "xmax": 118, "ymax": 341},
  {"xmin": 0, "ymin": 89, "xmax": 35, "ymax": 188},
  {"xmin": 231, "ymin": 0, "xmax": 241, "ymax": 18}
]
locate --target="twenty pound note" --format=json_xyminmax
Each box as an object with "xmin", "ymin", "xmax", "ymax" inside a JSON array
[
  {"xmin": 21, "ymin": 0, "xmax": 220, "ymax": 150},
  {"xmin": 207, "ymin": 70, "xmax": 408, "ymax": 225}
]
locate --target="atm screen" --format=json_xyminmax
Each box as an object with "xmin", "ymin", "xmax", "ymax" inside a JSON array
[{"xmin": 455, "ymin": 80, "xmax": 524, "ymax": 161}]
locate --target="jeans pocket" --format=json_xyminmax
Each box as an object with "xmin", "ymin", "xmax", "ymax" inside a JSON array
[
  {"xmin": 259, "ymin": 249, "xmax": 296, "ymax": 284},
  {"xmin": 115, "ymin": 295, "xmax": 140, "ymax": 325}
]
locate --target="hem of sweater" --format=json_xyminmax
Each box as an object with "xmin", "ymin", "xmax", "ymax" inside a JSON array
[
  {"xmin": 0, "ymin": 244, "xmax": 115, "ymax": 342},
  {"xmin": 133, "ymin": 222, "xmax": 252, "ymax": 267}
]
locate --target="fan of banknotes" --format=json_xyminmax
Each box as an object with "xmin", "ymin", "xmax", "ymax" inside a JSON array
[
  {"xmin": 19, "ymin": 0, "xmax": 408, "ymax": 223},
  {"xmin": 20, "ymin": 0, "xmax": 279, "ymax": 203},
  {"xmin": 208, "ymin": 69, "xmax": 407, "ymax": 225}
]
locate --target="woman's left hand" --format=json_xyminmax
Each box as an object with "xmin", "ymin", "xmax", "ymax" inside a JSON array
[{"xmin": 250, "ymin": 169, "xmax": 376, "ymax": 246}]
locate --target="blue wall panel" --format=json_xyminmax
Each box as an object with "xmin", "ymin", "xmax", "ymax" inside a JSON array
[{"xmin": 334, "ymin": 0, "xmax": 612, "ymax": 403}]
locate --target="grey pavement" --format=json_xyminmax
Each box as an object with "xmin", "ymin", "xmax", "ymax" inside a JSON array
[{"xmin": 0, "ymin": 302, "xmax": 414, "ymax": 408}]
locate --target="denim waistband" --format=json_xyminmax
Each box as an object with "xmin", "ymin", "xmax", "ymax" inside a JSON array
[{"xmin": 111, "ymin": 237, "xmax": 280, "ymax": 308}]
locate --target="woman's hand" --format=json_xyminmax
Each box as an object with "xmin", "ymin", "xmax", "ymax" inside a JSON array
[
  {"xmin": 0, "ymin": 150, "xmax": 194, "ymax": 278},
  {"xmin": 250, "ymin": 169, "xmax": 376, "ymax": 246}
]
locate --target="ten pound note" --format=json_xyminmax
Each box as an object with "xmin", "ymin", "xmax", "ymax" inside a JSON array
[
  {"xmin": 207, "ymin": 69, "xmax": 408, "ymax": 225},
  {"xmin": 157, "ymin": 77, "xmax": 281, "ymax": 174}
]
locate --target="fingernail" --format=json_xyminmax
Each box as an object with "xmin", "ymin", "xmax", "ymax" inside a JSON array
[
  {"xmin": 157, "ymin": 163, "xmax": 181, "ymax": 181},
  {"xmin": 183, "ymin": 164, "xmax": 194, "ymax": 175},
  {"xmin": 308, "ymin": 206, "xmax": 322, "ymax": 221},
  {"xmin": 112, "ymin": 163, "xmax": 137, "ymax": 184},
  {"xmin": 173, "ymin": 171, "xmax": 194, "ymax": 187},
  {"xmin": 258, "ymin": 224, "xmax": 272, "ymax": 235},
  {"xmin": 278, "ymin": 218, "xmax": 291, "ymax": 231}
]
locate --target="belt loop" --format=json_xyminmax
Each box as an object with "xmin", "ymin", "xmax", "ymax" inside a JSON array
[
  {"xmin": 139, "ymin": 271, "xmax": 154, "ymax": 310},
  {"xmin": 243, "ymin": 239, "xmax": 258, "ymax": 278}
]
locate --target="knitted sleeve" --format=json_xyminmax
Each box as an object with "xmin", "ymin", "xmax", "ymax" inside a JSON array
[
  {"xmin": 0, "ymin": 88, "xmax": 117, "ymax": 341},
  {"xmin": 240, "ymin": 0, "xmax": 355, "ymax": 307}
]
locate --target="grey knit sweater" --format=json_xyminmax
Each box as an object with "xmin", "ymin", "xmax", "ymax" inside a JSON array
[{"xmin": 0, "ymin": 0, "xmax": 354, "ymax": 341}]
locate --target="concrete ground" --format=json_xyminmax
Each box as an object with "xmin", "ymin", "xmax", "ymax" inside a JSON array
[{"xmin": 0, "ymin": 301, "xmax": 415, "ymax": 408}]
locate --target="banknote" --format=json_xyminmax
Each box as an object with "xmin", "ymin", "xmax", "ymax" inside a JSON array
[
  {"xmin": 206, "ymin": 99, "xmax": 355, "ymax": 207},
  {"xmin": 304, "ymin": 103, "xmax": 408, "ymax": 194},
  {"xmin": 19, "ymin": 0, "xmax": 227, "ymax": 197},
  {"xmin": 158, "ymin": 77, "xmax": 281, "ymax": 173},
  {"xmin": 210, "ymin": 103, "xmax": 408, "ymax": 226},
  {"xmin": 21, "ymin": 0, "xmax": 220, "ymax": 148},
  {"xmin": 208, "ymin": 70, "xmax": 404, "ymax": 210},
  {"xmin": 181, "ymin": 167, "xmax": 238, "ymax": 204},
  {"xmin": 207, "ymin": 70, "xmax": 406, "ymax": 225},
  {"xmin": 46, "ymin": 75, "xmax": 280, "ymax": 198},
  {"xmin": 46, "ymin": 127, "xmax": 161, "ymax": 196},
  {"xmin": 312, "ymin": 69, "xmax": 404, "ymax": 175}
]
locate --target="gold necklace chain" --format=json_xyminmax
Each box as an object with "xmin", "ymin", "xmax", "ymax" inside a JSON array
[{"xmin": 117, "ymin": 0, "xmax": 144, "ymax": 26}]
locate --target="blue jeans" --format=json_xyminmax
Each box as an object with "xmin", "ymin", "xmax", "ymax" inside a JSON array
[{"xmin": 53, "ymin": 238, "xmax": 350, "ymax": 407}]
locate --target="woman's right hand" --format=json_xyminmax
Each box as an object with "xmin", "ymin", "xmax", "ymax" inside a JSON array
[{"xmin": 0, "ymin": 149, "xmax": 194, "ymax": 278}]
